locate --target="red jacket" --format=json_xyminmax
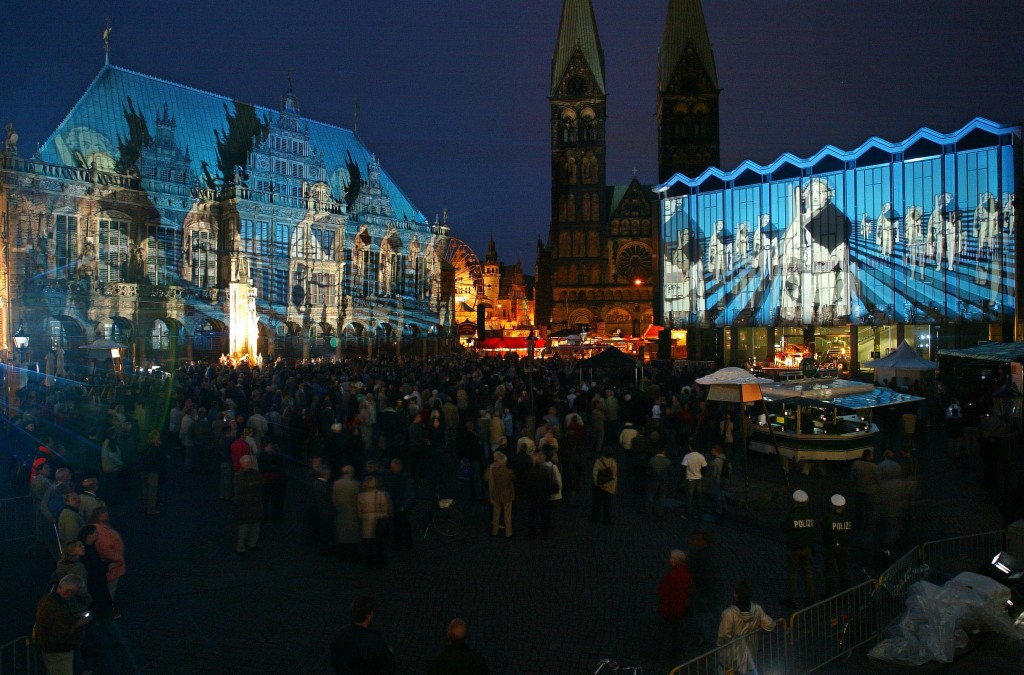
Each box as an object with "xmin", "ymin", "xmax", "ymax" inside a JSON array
[
  {"xmin": 230, "ymin": 438, "xmax": 251, "ymax": 471},
  {"xmin": 658, "ymin": 563, "xmax": 693, "ymax": 618}
]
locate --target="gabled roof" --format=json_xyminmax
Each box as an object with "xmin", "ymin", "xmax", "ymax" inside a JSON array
[
  {"xmin": 655, "ymin": 117, "xmax": 1021, "ymax": 192},
  {"xmin": 659, "ymin": 0, "xmax": 717, "ymax": 91},
  {"xmin": 39, "ymin": 65, "xmax": 427, "ymax": 224},
  {"xmin": 551, "ymin": 0, "xmax": 606, "ymax": 96}
]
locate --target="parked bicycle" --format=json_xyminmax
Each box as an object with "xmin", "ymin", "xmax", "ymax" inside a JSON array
[
  {"xmin": 837, "ymin": 562, "xmax": 931, "ymax": 659},
  {"xmin": 594, "ymin": 658, "xmax": 642, "ymax": 674},
  {"xmin": 421, "ymin": 491, "xmax": 465, "ymax": 538}
]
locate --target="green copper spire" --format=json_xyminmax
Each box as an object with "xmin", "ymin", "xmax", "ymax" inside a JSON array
[
  {"xmin": 659, "ymin": 0, "xmax": 718, "ymax": 91},
  {"xmin": 551, "ymin": 0, "xmax": 606, "ymax": 97}
]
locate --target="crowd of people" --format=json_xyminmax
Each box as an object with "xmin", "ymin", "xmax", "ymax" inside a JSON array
[{"xmin": 2, "ymin": 349, "xmax": 1019, "ymax": 672}]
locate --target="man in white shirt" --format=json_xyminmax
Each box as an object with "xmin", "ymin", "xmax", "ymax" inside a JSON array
[{"xmin": 681, "ymin": 446, "xmax": 707, "ymax": 520}]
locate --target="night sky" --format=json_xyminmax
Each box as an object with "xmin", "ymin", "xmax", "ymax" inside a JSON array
[{"xmin": 1, "ymin": 1, "xmax": 1022, "ymax": 271}]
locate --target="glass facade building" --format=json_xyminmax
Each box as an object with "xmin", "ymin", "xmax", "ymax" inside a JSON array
[{"xmin": 655, "ymin": 118, "xmax": 1021, "ymax": 365}]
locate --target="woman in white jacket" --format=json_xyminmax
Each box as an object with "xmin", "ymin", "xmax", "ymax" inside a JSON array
[{"xmin": 717, "ymin": 580, "xmax": 777, "ymax": 674}]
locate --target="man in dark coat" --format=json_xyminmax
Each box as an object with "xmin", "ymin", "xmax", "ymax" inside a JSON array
[
  {"xmin": 234, "ymin": 454, "xmax": 264, "ymax": 556},
  {"xmin": 383, "ymin": 459, "xmax": 414, "ymax": 551},
  {"xmin": 331, "ymin": 596, "xmax": 397, "ymax": 675},
  {"xmin": 521, "ymin": 450, "xmax": 553, "ymax": 538},
  {"xmin": 427, "ymin": 618, "xmax": 489, "ymax": 675}
]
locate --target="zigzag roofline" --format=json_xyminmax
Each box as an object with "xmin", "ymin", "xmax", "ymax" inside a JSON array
[{"xmin": 654, "ymin": 117, "xmax": 1022, "ymax": 192}]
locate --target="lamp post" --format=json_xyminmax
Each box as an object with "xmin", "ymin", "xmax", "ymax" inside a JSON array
[{"xmin": 526, "ymin": 328, "xmax": 537, "ymax": 423}]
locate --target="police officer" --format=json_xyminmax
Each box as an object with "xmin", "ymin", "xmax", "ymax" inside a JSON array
[
  {"xmin": 821, "ymin": 493, "xmax": 853, "ymax": 595},
  {"xmin": 784, "ymin": 489, "xmax": 816, "ymax": 608}
]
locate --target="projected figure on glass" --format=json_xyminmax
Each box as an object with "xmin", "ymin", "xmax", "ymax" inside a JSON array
[
  {"xmin": 665, "ymin": 227, "xmax": 706, "ymax": 325},
  {"xmin": 973, "ymin": 192, "xmax": 1000, "ymax": 284},
  {"xmin": 734, "ymin": 221, "xmax": 749, "ymax": 261},
  {"xmin": 876, "ymin": 203, "xmax": 898, "ymax": 258},
  {"xmin": 708, "ymin": 220, "xmax": 726, "ymax": 283},
  {"xmin": 778, "ymin": 179, "xmax": 851, "ymax": 325},
  {"xmin": 904, "ymin": 205, "xmax": 925, "ymax": 281},
  {"xmin": 928, "ymin": 193, "xmax": 960, "ymax": 271},
  {"xmin": 860, "ymin": 213, "xmax": 872, "ymax": 241},
  {"xmin": 752, "ymin": 214, "xmax": 776, "ymax": 280}
]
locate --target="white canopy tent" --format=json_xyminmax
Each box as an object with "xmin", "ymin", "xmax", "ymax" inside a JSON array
[{"xmin": 863, "ymin": 340, "xmax": 937, "ymax": 387}]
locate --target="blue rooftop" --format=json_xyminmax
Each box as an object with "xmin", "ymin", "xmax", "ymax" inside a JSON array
[{"xmin": 39, "ymin": 65, "xmax": 428, "ymax": 224}]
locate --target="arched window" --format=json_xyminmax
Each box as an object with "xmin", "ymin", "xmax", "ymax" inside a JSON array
[
  {"xmin": 582, "ymin": 193, "xmax": 591, "ymax": 222},
  {"xmin": 560, "ymin": 110, "xmax": 577, "ymax": 143},
  {"xmin": 151, "ymin": 319, "xmax": 170, "ymax": 350},
  {"xmin": 558, "ymin": 232, "xmax": 571, "ymax": 257},
  {"xmin": 579, "ymin": 112, "xmax": 595, "ymax": 142},
  {"xmin": 563, "ymin": 154, "xmax": 576, "ymax": 184}
]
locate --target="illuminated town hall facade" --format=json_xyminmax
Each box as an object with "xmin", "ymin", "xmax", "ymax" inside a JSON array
[{"xmin": 0, "ymin": 65, "xmax": 451, "ymax": 368}]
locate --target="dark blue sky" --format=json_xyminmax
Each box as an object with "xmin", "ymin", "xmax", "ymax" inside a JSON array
[{"xmin": 2, "ymin": 1, "xmax": 1022, "ymax": 270}]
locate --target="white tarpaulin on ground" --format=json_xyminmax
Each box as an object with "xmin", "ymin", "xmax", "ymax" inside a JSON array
[{"xmin": 869, "ymin": 571, "xmax": 1024, "ymax": 666}]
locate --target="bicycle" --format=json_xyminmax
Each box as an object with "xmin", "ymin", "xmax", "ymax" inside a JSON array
[
  {"xmin": 837, "ymin": 562, "xmax": 931, "ymax": 660},
  {"xmin": 594, "ymin": 658, "xmax": 642, "ymax": 674},
  {"xmin": 421, "ymin": 491, "xmax": 465, "ymax": 538}
]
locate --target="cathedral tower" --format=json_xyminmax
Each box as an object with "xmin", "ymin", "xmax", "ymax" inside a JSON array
[
  {"xmin": 538, "ymin": 0, "xmax": 608, "ymax": 329},
  {"xmin": 658, "ymin": 0, "xmax": 720, "ymax": 182}
]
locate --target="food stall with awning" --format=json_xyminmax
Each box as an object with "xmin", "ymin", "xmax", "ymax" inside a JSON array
[{"xmin": 749, "ymin": 378, "xmax": 924, "ymax": 462}]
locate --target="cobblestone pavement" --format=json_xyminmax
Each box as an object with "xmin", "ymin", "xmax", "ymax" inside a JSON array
[{"xmin": 2, "ymin": 419, "xmax": 1019, "ymax": 674}]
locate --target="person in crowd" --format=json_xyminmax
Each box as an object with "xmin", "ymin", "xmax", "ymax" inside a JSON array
[
  {"xmin": 427, "ymin": 618, "xmax": 490, "ymax": 675},
  {"xmin": 313, "ymin": 465, "xmax": 335, "ymax": 554},
  {"xmin": 709, "ymin": 445, "xmax": 728, "ymax": 516},
  {"xmin": 646, "ymin": 443, "xmax": 673, "ymax": 518},
  {"xmin": 57, "ymin": 491, "xmax": 85, "ymax": 548},
  {"xmin": 77, "ymin": 478, "xmax": 104, "ymax": 523},
  {"xmin": 333, "ymin": 465, "xmax": 362, "ymax": 563},
  {"xmin": 35, "ymin": 574, "xmax": 91, "ymax": 675},
  {"xmin": 100, "ymin": 431, "xmax": 124, "ymax": 504},
  {"xmin": 783, "ymin": 490, "xmax": 816, "ymax": 608},
  {"xmin": 522, "ymin": 449, "xmax": 554, "ymax": 538},
  {"xmin": 651, "ymin": 549, "xmax": 692, "ymax": 661},
  {"xmin": 687, "ymin": 530, "xmax": 720, "ymax": 649},
  {"xmin": 484, "ymin": 450, "xmax": 515, "ymax": 538},
  {"xmin": 89, "ymin": 507, "xmax": 125, "ymax": 602},
  {"xmin": 383, "ymin": 459, "xmax": 414, "ymax": 551},
  {"xmin": 259, "ymin": 441, "xmax": 288, "ymax": 522},
  {"xmin": 717, "ymin": 580, "xmax": 777, "ymax": 675},
  {"xmin": 330, "ymin": 596, "xmax": 396, "ymax": 674},
  {"xmin": 591, "ymin": 448, "xmax": 618, "ymax": 525},
  {"xmin": 849, "ymin": 449, "xmax": 877, "ymax": 539},
  {"xmin": 821, "ymin": 494, "xmax": 853, "ymax": 595},
  {"xmin": 681, "ymin": 444, "xmax": 707, "ymax": 521},
  {"xmin": 140, "ymin": 431, "xmax": 166, "ymax": 516},
  {"xmin": 233, "ymin": 454, "xmax": 265, "ymax": 557},
  {"xmin": 357, "ymin": 476, "xmax": 392, "ymax": 569},
  {"xmin": 31, "ymin": 461, "xmax": 54, "ymax": 555}
]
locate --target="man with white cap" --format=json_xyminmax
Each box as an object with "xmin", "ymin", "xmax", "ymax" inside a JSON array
[
  {"xmin": 821, "ymin": 494, "xmax": 853, "ymax": 595},
  {"xmin": 783, "ymin": 489, "xmax": 816, "ymax": 608}
]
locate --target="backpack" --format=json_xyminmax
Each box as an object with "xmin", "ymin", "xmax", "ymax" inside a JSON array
[{"xmin": 596, "ymin": 460, "xmax": 614, "ymax": 486}]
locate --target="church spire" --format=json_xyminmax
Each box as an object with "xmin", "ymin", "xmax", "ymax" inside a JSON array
[
  {"xmin": 659, "ymin": 0, "xmax": 718, "ymax": 92},
  {"xmin": 550, "ymin": 0, "xmax": 605, "ymax": 97}
]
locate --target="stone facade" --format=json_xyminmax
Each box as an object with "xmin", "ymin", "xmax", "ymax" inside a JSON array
[{"xmin": 0, "ymin": 66, "xmax": 451, "ymax": 369}]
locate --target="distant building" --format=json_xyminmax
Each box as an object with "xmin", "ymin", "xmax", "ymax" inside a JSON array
[
  {"xmin": 450, "ymin": 236, "xmax": 533, "ymax": 341},
  {"xmin": 535, "ymin": 0, "xmax": 719, "ymax": 337},
  {"xmin": 0, "ymin": 64, "xmax": 453, "ymax": 368}
]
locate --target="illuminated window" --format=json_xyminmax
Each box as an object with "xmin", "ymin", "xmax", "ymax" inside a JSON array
[
  {"xmin": 98, "ymin": 218, "xmax": 129, "ymax": 283},
  {"xmin": 54, "ymin": 215, "xmax": 78, "ymax": 279},
  {"xmin": 190, "ymin": 229, "xmax": 216, "ymax": 288},
  {"xmin": 273, "ymin": 224, "xmax": 290, "ymax": 257}
]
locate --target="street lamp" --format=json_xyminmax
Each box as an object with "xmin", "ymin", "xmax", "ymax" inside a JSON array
[
  {"xmin": 994, "ymin": 380, "xmax": 1022, "ymax": 432},
  {"xmin": 526, "ymin": 328, "xmax": 537, "ymax": 422},
  {"xmin": 12, "ymin": 321, "xmax": 29, "ymax": 362}
]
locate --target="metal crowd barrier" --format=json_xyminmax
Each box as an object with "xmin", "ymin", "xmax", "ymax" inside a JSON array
[
  {"xmin": 0, "ymin": 495, "xmax": 33, "ymax": 546},
  {"xmin": 668, "ymin": 619, "xmax": 787, "ymax": 675},
  {"xmin": 788, "ymin": 578, "xmax": 876, "ymax": 672},
  {"xmin": 0, "ymin": 637, "xmax": 42, "ymax": 675},
  {"xmin": 670, "ymin": 530, "xmax": 1012, "ymax": 674},
  {"xmin": 919, "ymin": 530, "xmax": 1006, "ymax": 579}
]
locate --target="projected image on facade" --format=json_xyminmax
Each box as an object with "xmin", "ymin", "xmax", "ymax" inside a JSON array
[{"xmin": 659, "ymin": 118, "xmax": 1019, "ymax": 329}]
